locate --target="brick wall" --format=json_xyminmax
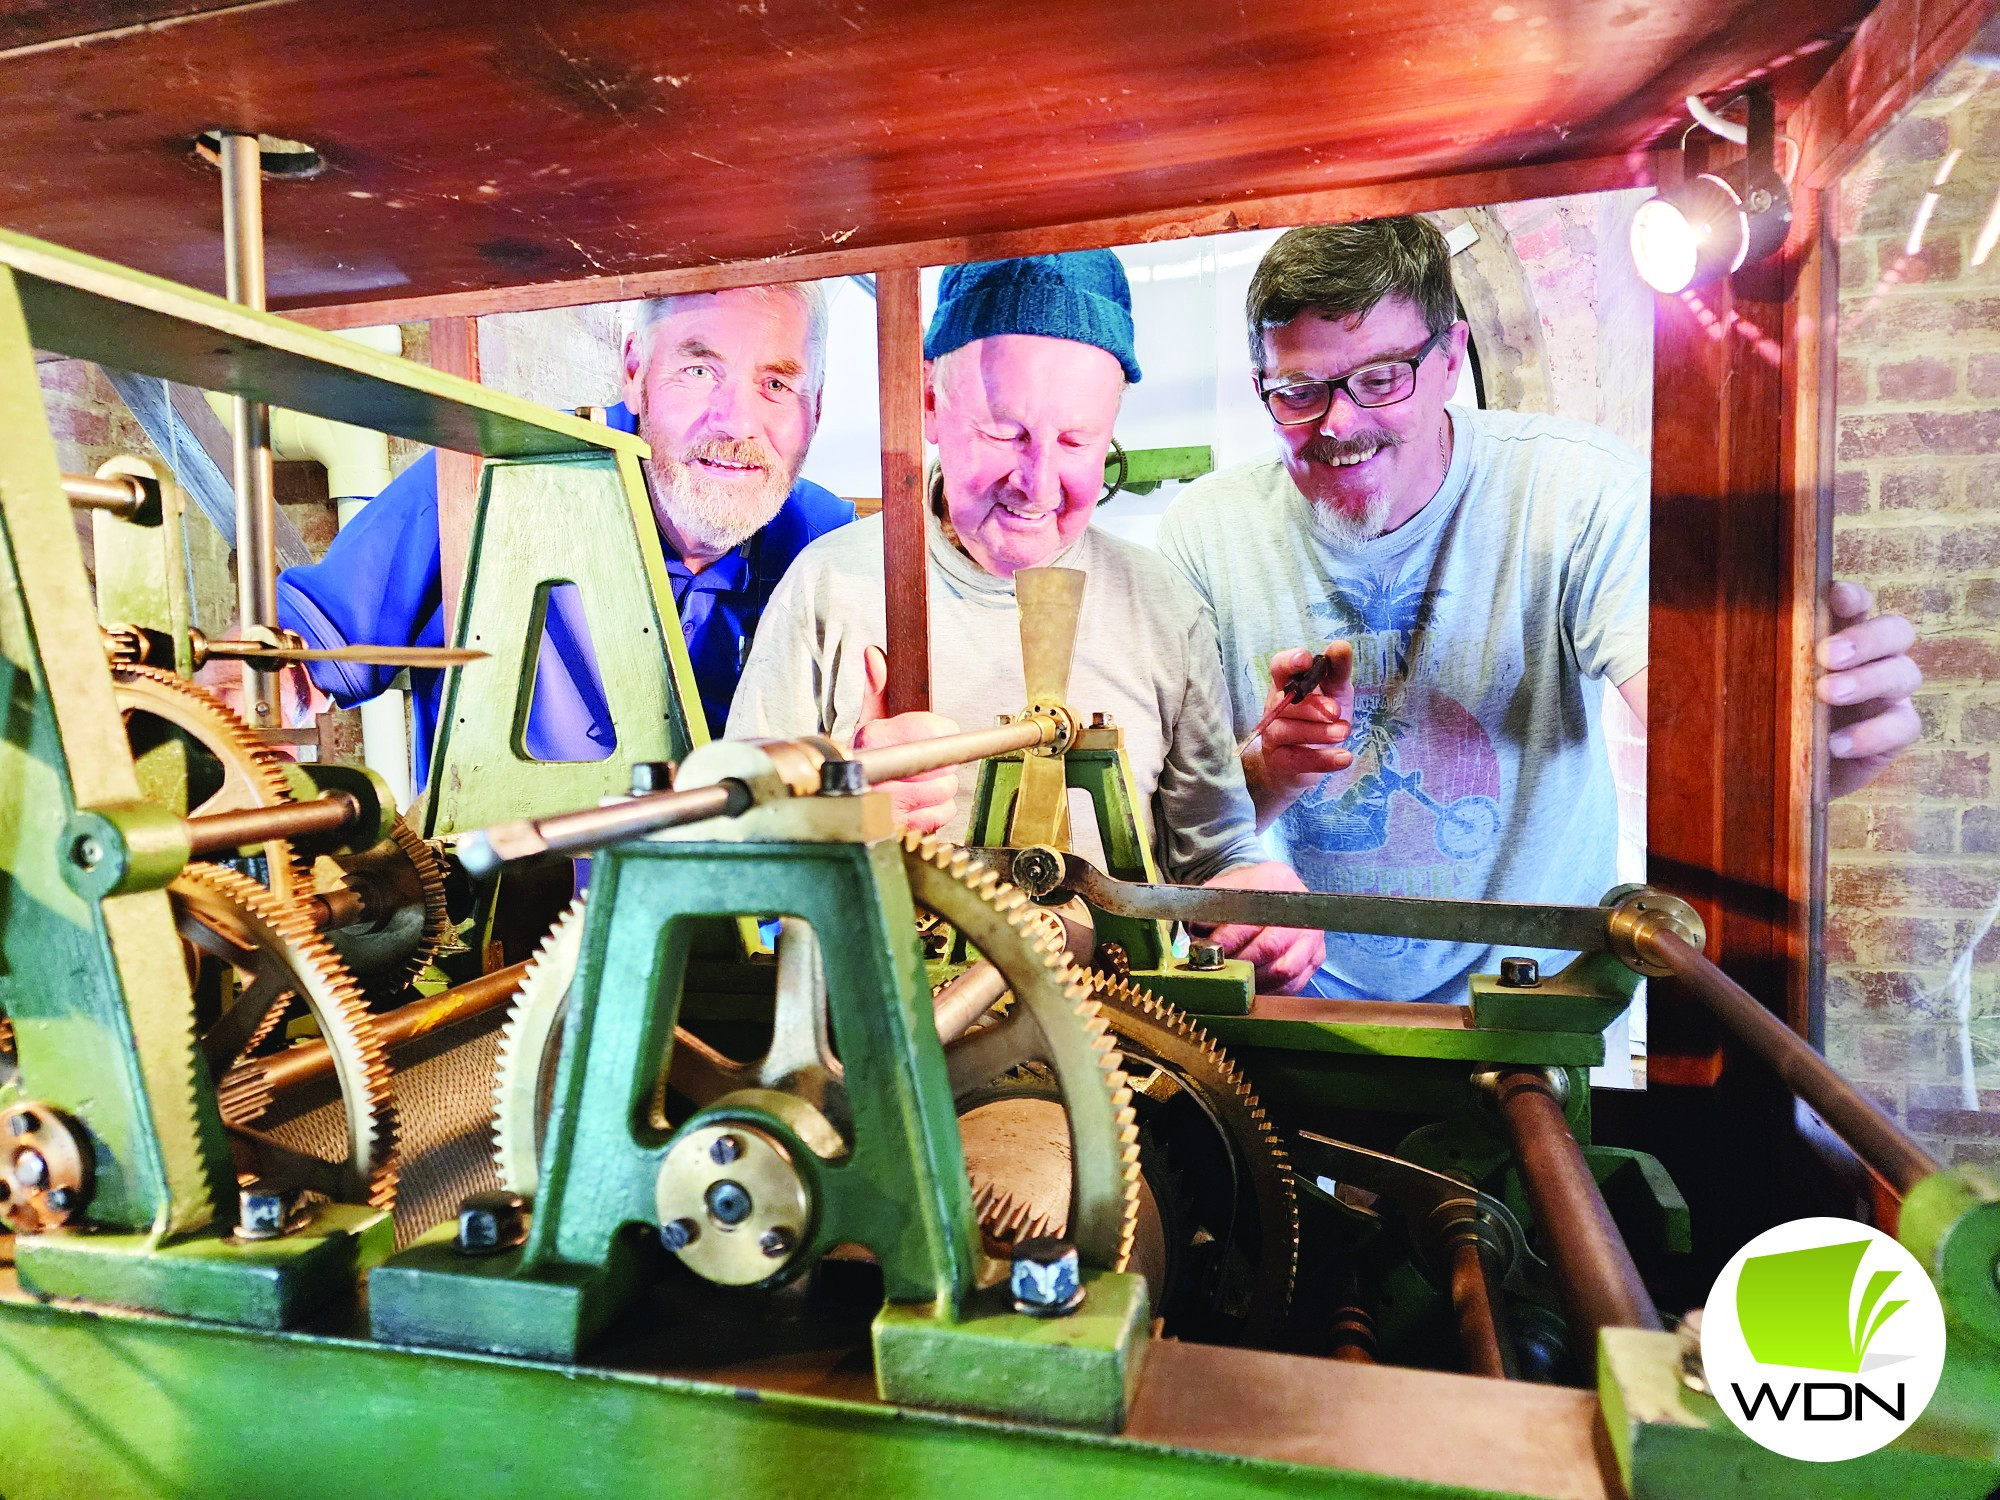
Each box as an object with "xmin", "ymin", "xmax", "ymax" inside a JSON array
[{"xmin": 1831, "ymin": 59, "xmax": 2000, "ymax": 1168}]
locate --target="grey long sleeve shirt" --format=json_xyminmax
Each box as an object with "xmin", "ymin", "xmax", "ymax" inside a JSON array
[{"xmin": 726, "ymin": 506, "xmax": 1265, "ymax": 884}]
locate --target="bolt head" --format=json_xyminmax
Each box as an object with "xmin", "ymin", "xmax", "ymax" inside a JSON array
[
  {"xmin": 629, "ymin": 760, "xmax": 676, "ymax": 796},
  {"xmin": 1187, "ymin": 938, "xmax": 1225, "ymax": 971},
  {"xmin": 71, "ymin": 835, "xmax": 103, "ymax": 869},
  {"xmin": 660, "ymin": 1217, "xmax": 699, "ymax": 1252},
  {"xmin": 709, "ymin": 1133, "xmax": 743, "ymax": 1166},
  {"xmin": 1499, "ymin": 956, "xmax": 1541, "ymax": 988},
  {"xmin": 759, "ymin": 1227, "xmax": 795, "ymax": 1259},
  {"xmin": 705, "ymin": 1179, "xmax": 753, "ymax": 1226},
  {"xmin": 12, "ymin": 1147, "xmax": 48, "ymax": 1191},
  {"xmin": 1010, "ymin": 1236, "xmax": 1084, "ymax": 1315},
  {"xmin": 237, "ymin": 1185, "xmax": 290, "ymax": 1239},
  {"xmin": 455, "ymin": 1189, "xmax": 529, "ymax": 1256}
]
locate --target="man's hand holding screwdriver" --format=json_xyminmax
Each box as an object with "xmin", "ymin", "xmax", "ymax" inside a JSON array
[{"xmin": 1239, "ymin": 642, "xmax": 1356, "ymax": 829}]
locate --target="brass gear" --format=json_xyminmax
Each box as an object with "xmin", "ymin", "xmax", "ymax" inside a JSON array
[
  {"xmin": 316, "ymin": 816, "xmax": 453, "ymax": 996},
  {"xmin": 114, "ymin": 664, "xmax": 309, "ymax": 905},
  {"xmin": 1089, "ymin": 974, "xmax": 1299, "ymax": 1345},
  {"xmin": 491, "ymin": 831, "xmax": 1143, "ymax": 1273},
  {"xmin": 490, "ymin": 896, "xmax": 586, "ymax": 1197},
  {"xmin": 170, "ymin": 862, "xmax": 398, "ymax": 1208},
  {"xmin": 952, "ymin": 974, "xmax": 1297, "ymax": 1344}
]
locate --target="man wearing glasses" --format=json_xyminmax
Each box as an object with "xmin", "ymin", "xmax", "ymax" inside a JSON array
[{"xmin": 1159, "ymin": 216, "xmax": 1921, "ymax": 1004}]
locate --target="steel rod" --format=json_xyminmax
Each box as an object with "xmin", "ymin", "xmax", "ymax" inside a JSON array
[
  {"xmin": 1491, "ymin": 1069, "xmax": 1661, "ymax": 1348},
  {"xmin": 1642, "ymin": 928, "xmax": 1940, "ymax": 1194},
  {"xmin": 1448, "ymin": 1237, "xmax": 1510, "ymax": 1380},
  {"xmin": 218, "ymin": 963, "xmax": 529, "ymax": 1118},
  {"xmin": 932, "ymin": 961, "xmax": 1010, "ymax": 1044},
  {"xmin": 457, "ymin": 781, "xmax": 754, "ymax": 878},
  {"xmin": 61, "ymin": 472, "xmax": 149, "ymax": 517},
  {"xmin": 849, "ymin": 716, "xmax": 1056, "ymax": 787},
  {"xmin": 1049, "ymin": 856, "xmax": 1615, "ymax": 953},
  {"xmin": 220, "ymin": 131, "xmax": 280, "ymax": 728},
  {"xmin": 184, "ymin": 794, "xmax": 359, "ymax": 859}
]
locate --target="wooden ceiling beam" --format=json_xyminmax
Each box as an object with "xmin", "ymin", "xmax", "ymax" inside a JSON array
[
  {"xmin": 1792, "ymin": 0, "xmax": 2000, "ymax": 191},
  {"xmin": 286, "ymin": 150, "xmax": 1654, "ymax": 329}
]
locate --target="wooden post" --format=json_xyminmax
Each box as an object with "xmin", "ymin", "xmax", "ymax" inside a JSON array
[
  {"xmin": 428, "ymin": 316, "xmax": 481, "ymax": 634},
  {"xmin": 875, "ymin": 267, "xmax": 930, "ymax": 715}
]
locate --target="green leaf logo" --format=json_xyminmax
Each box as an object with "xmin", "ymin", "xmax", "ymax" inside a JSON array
[{"xmin": 1734, "ymin": 1239, "xmax": 1907, "ymax": 1372}]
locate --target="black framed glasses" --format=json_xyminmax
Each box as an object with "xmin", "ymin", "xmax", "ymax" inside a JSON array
[{"xmin": 1258, "ymin": 325, "xmax": 1455, "ymax": 426}]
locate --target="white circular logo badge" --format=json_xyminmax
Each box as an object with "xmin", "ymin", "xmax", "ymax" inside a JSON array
[{"xmin": 1700, "ymin": 1216, "xmax": 1946, "ymax": 1462}]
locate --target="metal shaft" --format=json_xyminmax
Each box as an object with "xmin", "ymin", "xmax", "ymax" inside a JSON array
[
  {"xmin": 1447, "ymin": 1237, "xmax": 1510, "ymax": 1380},
  {"xmin": 1491, "ymin": 1069, "xmax": 1661, "ymax": 1348},
  {"xmin": 849, "ymin": 715, "xmax": 1056, "ymax": 786},
  {"xmin": 61, "ymin": 472, "xmax": 150, "ymax": 517},
  {"xmin": 220, "ymin": 131, "xmax": 279, "ymax": 728},
  {"xmin": 931, "ymin": 960, "xmax": 1010, "ymax": 1044},
  {"xmin": 457, "ymin": 781, "xmax": 754, "ymax": 878},
  {"xmin": 1642, "ymin": 928, "xmax": 1940, "ymax": 1194},
  {"xmin": 218, "ymin": 963, "xmax": 529, "ymax": 1119},
  {"xmin": 183, "ymin": 794, "xmax": 359, "ymax": 859}
]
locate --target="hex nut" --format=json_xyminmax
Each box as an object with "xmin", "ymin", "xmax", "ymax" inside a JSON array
[
  {"xmin": 1186, "ymin": 938, "xmax": 1226, "ymax": 971},
  {"xmin": 1010, "ymin": 1235, "xmax": 1085, "ymax": 1316},
  {"xmin": 455, "ymin": 1189, "xmax": 530, "ymax": 1256}
]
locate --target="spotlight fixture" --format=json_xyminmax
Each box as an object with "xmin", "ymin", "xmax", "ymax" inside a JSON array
[{"xmin": 1630, "ymin": 88, "xmax": 1792, "ymax": 294}]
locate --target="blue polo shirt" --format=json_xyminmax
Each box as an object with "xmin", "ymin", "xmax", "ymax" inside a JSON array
[{"xmin": 277, "ymin": 401, "xmax": 852, "ymax": 788}]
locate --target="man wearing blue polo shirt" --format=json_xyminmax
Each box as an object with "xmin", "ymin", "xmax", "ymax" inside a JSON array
[{"xmin": 277, "ymin": 282, "xmax": 853, "ymax": 786}]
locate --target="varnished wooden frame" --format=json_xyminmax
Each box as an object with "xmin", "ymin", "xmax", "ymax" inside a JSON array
[{"xmin": 296, "ymin": 0, "xmax": 1993, "ymax": 1078}]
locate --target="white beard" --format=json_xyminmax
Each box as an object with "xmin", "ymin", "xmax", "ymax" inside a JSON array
[
  {"xmin": 1310, "ymin": 490, "xmax": 1395, "ymax": 549},
  {"xmin": 647, "ymin": 440, "xmax": 798, "ymax": 556}
]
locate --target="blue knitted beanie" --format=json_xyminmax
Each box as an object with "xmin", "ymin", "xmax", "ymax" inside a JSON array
[{"xmin": 924, "ymin": 251, "xmax": 1142, "ymax": 383}]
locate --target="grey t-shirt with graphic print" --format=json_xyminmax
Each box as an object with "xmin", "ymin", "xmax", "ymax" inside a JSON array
[{"xmin": 1157, "ymin": 405, "xmax": 1648, "ymax": 1004}]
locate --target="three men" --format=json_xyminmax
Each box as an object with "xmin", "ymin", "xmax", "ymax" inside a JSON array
[
  {"xmin": 1160, "ymin": 217, "xmax": 1921, "ymax": 1002},
  {"xmin": 277, "ymin": 283, "xmax": 853, "ymax": 785},
  {"xmin": 728, "ymin": 253, "xmax": 1327, "ymax": 993}
]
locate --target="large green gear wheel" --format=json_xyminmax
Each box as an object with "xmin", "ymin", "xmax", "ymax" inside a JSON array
[
  {"xmin": 171, "ymin": 862, "xmax": 399, "ymax": 1209},
  {"xmin": 491, "ymin": 832, "xmax": 1142, "ymax": 1273},
  {"xmin": 114, "ymin": 664, "xmax": 310, "ymax": 905}
]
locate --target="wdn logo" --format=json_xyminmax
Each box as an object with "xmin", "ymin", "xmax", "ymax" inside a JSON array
[{"xmin": 1700, "ymin": 1218, "xmax": 1947, "ymax": 1462}]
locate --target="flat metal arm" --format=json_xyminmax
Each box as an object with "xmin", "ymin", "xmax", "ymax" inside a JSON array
[
  {"xmin": 1, "ymin": 228, "xmax": 641, "ymax": 461},
  {"xmin": 1032, "ymin": 851, "xmax": 1616, "ymax": 952}
]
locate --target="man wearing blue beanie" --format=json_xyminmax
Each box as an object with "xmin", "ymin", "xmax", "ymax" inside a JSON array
[{"xmin": 730, "ymin": 251, "xmax": 1325, "ymax": 993}]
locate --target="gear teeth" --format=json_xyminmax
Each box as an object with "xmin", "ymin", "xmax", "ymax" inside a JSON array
[
  {"xmin": 1087, "ymin": 970, "xmax": 1300, "ymax": 1337},
  {"xmin": 905, "ymin": 831, "xmax": 1142, "ymax": 1273},
  {"xmin": 172, "ymin": 862, "xmax": 398, "ymax": 1209},
  {"xmin": 491, "ymin": 897, "xmax": 589, "ymax": 1196},
  {"xmin": 114, "ymin": 666, "xmax": 312, "ymax": 906},
  {"xmin": 389, "ymin": 817, "xmax": 454, "ymax": 985}
]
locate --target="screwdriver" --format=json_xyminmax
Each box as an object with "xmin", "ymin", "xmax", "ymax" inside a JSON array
[{"xmin": 1236, "ymin": 649, "xmax": 1341, "ymax": 756}]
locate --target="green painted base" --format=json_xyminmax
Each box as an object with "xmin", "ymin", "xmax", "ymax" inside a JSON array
[
  {"xmin": 873, "ymin": 1270, "xmax": 1150, "ymax": 1432},
  {"xmin": 1597, "ymin": 1327, "xmax": 2000, "ymax": 1500},
  {"xmin": 15, "ymin": 1203, "xmax": 391, "ymax": 1329},
  {"xmin": 368, "ymin": 1219, "xmax": 616, "ymax": 1359},
  {"xmin": 1468, "ymin": 974, "xmax": 1627, "ymax": 1034},
  {"xmin": 1130, "ymin": 961, "xmax": 1253, "ymax": 1016}
]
